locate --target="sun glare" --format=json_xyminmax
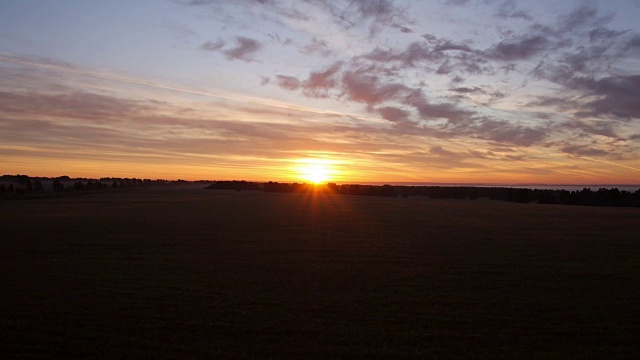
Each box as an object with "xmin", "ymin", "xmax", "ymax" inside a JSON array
[
  {"xmin": 294, "ymin": 159, "xmax": 338, "ymax": 184},
  {"xmin": 300, "ymin": 163, "xmax": 330, "ymax": 184}
]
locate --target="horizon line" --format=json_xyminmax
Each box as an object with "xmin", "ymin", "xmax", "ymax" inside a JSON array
[{"xmin": 2, "ymin": 174, "xmax": 639, "ymax": 189}]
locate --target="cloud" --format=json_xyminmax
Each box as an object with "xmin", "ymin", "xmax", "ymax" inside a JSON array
[
  {"xmin": 303, "ymin": 0, "xmax": 414, "ymax": 35},
  {"xmin": 429, "ymin": 145, "xmax": 458, "ymax": 157},
  {"xmin": 301, "ymin": 38, "xmax": 334, "ymax": 57},
  {"xmin": 560, "ymin": 145, "xmax": 609, "ymax": 157},
  {"xmin": 363, "ymin": 38, "xmax": 493, "ymax": 77},
  {"xmin": 410, "ymin": 114, "xmax": 549, "ymax": 147},
  {"xmin": 404, "ymin": 93, "xmax": 475, "ymax": 123},
  {"xmin": 275, "ymin": 75, "xmax": 301, "ymax": 90},
  {"xmin": 202, "ymin": 40, "xmax": 225, "ymax": 51},
  {"xmin": 377, "ymin": 106, "xmax": 410, "ymax": 123},
  {"xmin": 449, "ymin": 86, "xmax": 486, "ymax": 94},
  {"xmin": 224, "ymin": 37, "xmax": 262, "ymax": 62},
  {"xmin": 558, "ymin": 3, "xmax": 615, "ymax": 33},
  {"xmin": 589, "ymin": 28, "xmax": 628, "ymax": 42},
  {"xmin": 273, "ymin": 57, "xmax": 531, "ymax": 144},
  {"xmin": 496, "ymin": 0, "xmax": 533, "ymax": 20},
  {"xmin": 445, "ymin": 0, "xmax": 471, "ymax": 5},
  {"xmin": 179, "ymin": 0, "xmax": 637, "ymax": 161},
  {"xmin": 624, "ymin": 34, "xmax": 640, "ymax": 52},
  {"xmin": 571, "ymin": 75, "xmax": 640, "ymax": 120},
  {"xmin": 485, "ymin": 35, "xmax": 550, "ymax": 61},
  {"xmin": 0, "ymin": 90, "xmax": 152, "ymax": 123},
  {"xmin": 178, "ymin": 0, "xmax": 413, "ymax": 36},
  {"xmin": 302, "ymin": 62, "xmax": 343, "ymax": 97},
  {"xmin": 341, "ymin": 67, "xmax": 413, "ymax": 106}
]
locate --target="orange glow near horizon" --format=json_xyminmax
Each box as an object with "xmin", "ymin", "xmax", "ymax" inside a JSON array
[{"xmin": 293, "ymin": 159, "xmax": 340, "ymax": 184}]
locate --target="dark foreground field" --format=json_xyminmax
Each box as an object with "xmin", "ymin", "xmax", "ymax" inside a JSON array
[{"xmin": 2, "ymin": 186, "xmax": 639, "ymax": 358}]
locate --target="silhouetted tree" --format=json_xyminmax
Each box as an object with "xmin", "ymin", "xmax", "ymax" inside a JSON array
[
  {"xmin": 511, "ymin": 188, "xmax": 530, "ymax": 203},
  {"xmin": 85, "ymin": 180, "xmax": 95, "ymax": 190},
  {"xmin": 52, "ymin": 179, "xmax": 65, "ymax": 192},
  {"xmin": 33, "ymin": 180, "xmax": 43, "ymax": 193},
  {"xmin": 74, "ymin": 181, "xmax": 85, "ymax": 191}
]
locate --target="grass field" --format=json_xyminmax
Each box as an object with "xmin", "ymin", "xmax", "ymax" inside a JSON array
[{"xmin": 1, "ymin": 186, "xmax": 639, "ymax": 358}]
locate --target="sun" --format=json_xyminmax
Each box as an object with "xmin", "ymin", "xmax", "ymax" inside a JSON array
[
  {"xmin": 299, "ymin": 163, "xmax": 331, "ymax": 184},
  {"xmin": 292, "ymin": 158, "xmax": 343, "ymax": 184}
]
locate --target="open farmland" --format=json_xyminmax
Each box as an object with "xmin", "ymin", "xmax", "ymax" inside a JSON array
[{"xmin": 1, "ymin": 186, "xmax": 639, "ymax": 358}]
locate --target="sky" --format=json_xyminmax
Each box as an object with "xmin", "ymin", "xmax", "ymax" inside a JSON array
[{"xmin": 1, "ymin": 0, "xmax": 640, "ymax": 184}]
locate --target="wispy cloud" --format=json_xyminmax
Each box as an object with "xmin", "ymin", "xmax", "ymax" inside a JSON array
[{"xmin": 223, "ymin": 36, "xmax": 262, "ymax": 62}]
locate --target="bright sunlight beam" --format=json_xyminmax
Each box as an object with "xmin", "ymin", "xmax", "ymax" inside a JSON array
[{"xmin": 296, "ymin": 159, "xmax": 336, "ymax": 184}]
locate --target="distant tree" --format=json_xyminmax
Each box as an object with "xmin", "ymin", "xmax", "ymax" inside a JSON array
[
  {"xmin": 112, "ymin": 181, "xmax": 118, "ymax": 189},
  {"xmin": 513, "ymin": 189, "xmax": 530, "ymax": 203},
  {"xmin": 33, "ymin": 180, "xmax": 43, "ymax": 193},
  {"xmin": 74, "ymin": 181, "xmax": 85, "ymax": 191},
  {"xmin": 8, "ymin": 184, "xmax": 14, "ymax": 193},
  {"xmin": 468, "ymin": 187, "xmax": 479, "ymax": 200},
  {"xmin": 52, "ymin": 179, "xmax": 65, "ymax": 192},
  {"xmin": 27, "ymin": 179, "xmax": 33, "ymax": 192},
  {"xmin": 558, "ymin": 190, "xmax": 573, "ymax": 205}
]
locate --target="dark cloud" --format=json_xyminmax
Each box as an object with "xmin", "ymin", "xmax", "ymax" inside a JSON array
[
  {"xmin": 560, "ymin": 145, "xmax": 609, "ymax": 157},
  {"xmin": 365, "ymin": 42, "xmax": 442, "ymax": 66},
  {"xmin": 301, "ymin": 38, "xmax": 334, "ymax": 57},
  {"xmin": 558, "ymin": 3, "xmax": 615, "ymax": 33},
  {"xmin": 275, "ymin": 75, "xmax": 300, "ymax": 90},
  {"xmin": 470, "ymin": 118, "xmax": 549, "ymax": 146},
  {"xmin": 364, "ymin": 38, "xmax": 491, "ymax": 76},
  {"xmin": 377, "ymin": 106, "xmax": 410, "ymax": 123},
  {"xmin": 445, "ymin": 0, "xmax": 471, "ymax": 5},
  {"xmin": 0, "ymin": 90, "xmax": 152, "ymax": 123},
  {"xmin": 181, "ymin": 0, "xmax": 413, "ymax": 36},
  {"xmin": 625, "ymin": 34, "xmax": 640, "ymax": 51},
  {"xmin": 178, "ymin": 0, "xmax": 277, "ymax": 6},
  {"xmin": 589, "ymin": 28, "xmax": 628, "ymax": 42},
  {"xmin": 274, "ymin": 62, "xmax": 343, "ymax": 98},
  {"xmin": 563, "ymin": 119, "xmax": 620, "ymax": 139},
  {"xmin": 341, "ymin": 68, "xmax": 413, "ymax": 106},
  {"xmin": 449, "ymin": 86, "xmax": 486, "ymax": 94},
  {"xmin": 496, "ymin": 0, "xmax": 533, "ymax": 20},
  {"xmin": 485, "ymin": 35, "xmax": 549, "ymax": 61},
  {"xmin": 303, "ymin": 62, "xmax": 343, "ymax": 97},
  {"xmin": 430, "ymin": 145, "xmax": 458, "ymax": 157},
  {"xmin": 404, "ymin": 93, "xmax": 475, "ymax": 123},
  {"xmin": 201, "ymin": 40, "xmax": 225, "ymax": 51},
  {"xmin": 306, "ymin": 0, "xmax": 414, "ymax": 35},
  {"xmin": 571, "ymin": 75, "xmax": 640, "ymax": 120},
  {"xmin": 224, "ymin": 37, "xmax": 262, "ymax": 62},
  {"xmin": 405, "ymin": 114, "xmax": 549, "ymax": 147}
]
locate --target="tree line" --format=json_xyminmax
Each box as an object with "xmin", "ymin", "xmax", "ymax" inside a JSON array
[
  {"xmin": 0, "ymin": 175, "xmax": 169, "ymax": 198},
  {"xmin": 207, "ymin": 180, "xmax": 640, "ymax": 207},
  {"xmin": 4, "ymin": 176, "xmax": 639, "ymax": 207}
]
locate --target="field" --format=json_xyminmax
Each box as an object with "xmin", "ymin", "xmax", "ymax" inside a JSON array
[{"xmin": 1, "ymin": 185, "xmax": 639, "ymax": 358}]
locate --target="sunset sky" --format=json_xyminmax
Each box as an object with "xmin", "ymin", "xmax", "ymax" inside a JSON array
[{"xmin": 1, "ymin": 0, "xmax": 639, "ymax": 184}]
